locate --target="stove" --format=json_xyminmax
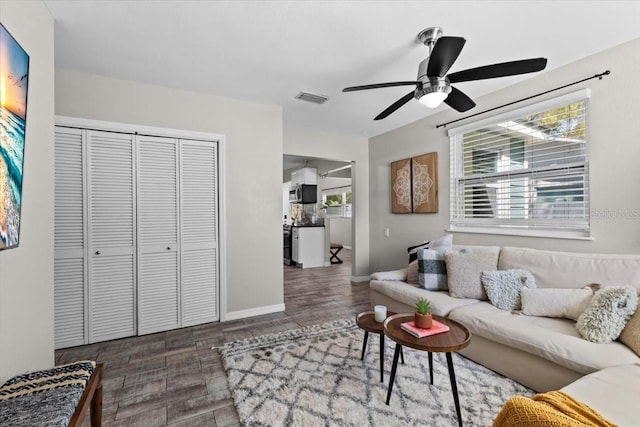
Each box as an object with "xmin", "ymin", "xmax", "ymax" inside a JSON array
[{"xmin": 283, "ymin": 225, "xmax": 292, "ymax": 265}]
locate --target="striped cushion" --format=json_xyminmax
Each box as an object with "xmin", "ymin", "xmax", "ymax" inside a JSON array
[
  {"xmin": 0, "ymin": 360, "xmax": 95, "ymax": 400},
  {"xmin": 0, "ymin": 360, "xmax": 96, "ymax": 427}
]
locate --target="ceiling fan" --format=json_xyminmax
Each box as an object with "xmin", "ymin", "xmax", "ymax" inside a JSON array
[{"xmin": 343, "ymin": 27, "xmax": 547, "ymax": 120}]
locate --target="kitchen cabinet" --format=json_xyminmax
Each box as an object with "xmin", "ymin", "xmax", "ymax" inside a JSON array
[
  {"xmin": 291, "ymin": 167, "xmax": 317, "ymax": 185},
  {"xmin": 291, "ymin": 226, "xmax": 325, "ymax": 268}
]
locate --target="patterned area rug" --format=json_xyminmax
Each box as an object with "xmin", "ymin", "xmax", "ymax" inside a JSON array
[{"xmin": 220, "ymin": 318, "xmax": 534, "ymax": 426}]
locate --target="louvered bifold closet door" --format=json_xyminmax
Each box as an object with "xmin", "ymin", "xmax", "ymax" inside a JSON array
[
  {"xmin": 180, "ymin": 140, "xmax": 218, "ymax": 326},
  {"xmin": 54, "ymin": 127, "xmax": 87, "ymax": 348},
  {"xmin": 137, "ymin": 135, "xmax": 180, "ymax": 335},
  {"xmin": 87, "ymin": 130, "xmax": 136, "ymax": 342}
]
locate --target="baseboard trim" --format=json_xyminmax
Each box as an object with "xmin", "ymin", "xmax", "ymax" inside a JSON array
[
  {"xmin": 350, "ymin": 275, "xmax": 370, "ymax": 283},
  {"xmin": 224, "ymin": 303, "xmax": 286, "ymax": 321}
]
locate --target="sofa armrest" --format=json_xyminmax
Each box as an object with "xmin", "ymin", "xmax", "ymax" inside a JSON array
[{"xmin": 370, "ymin": 268, "xmax": 408, "ymax": 281}]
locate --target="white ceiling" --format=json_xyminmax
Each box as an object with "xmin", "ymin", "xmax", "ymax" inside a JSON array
[{"xmin": 44, "ymin": 1, "xmax": 640, "ymax": 138}]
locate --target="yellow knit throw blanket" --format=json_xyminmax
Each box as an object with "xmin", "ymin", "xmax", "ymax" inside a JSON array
[{"xmin": 492, "ymin": 390, "xmax": 616, "ymax": 427}]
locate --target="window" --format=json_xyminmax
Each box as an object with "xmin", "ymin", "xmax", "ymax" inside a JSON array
[
  {"xmin": 449, "ymin": 89, "xmax": 590, "ymax": 238},
  {"xmin": 322, "ymin": 187, "xmax": 352, "ymax": 218}
]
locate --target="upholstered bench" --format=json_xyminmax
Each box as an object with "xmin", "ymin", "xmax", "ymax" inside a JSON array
[{"xmin": 0, "ymin": 360, "xmax": 103, "ymax": 427}]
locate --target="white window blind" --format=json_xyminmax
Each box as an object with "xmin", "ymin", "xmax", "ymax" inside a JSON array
[{"xmin": 449, "ymin": 90, "xmax": 590, "ymax": 238}]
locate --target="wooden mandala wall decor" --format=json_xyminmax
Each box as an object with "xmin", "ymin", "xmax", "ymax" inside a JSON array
[{"xmin": 390, "ymin": 152, "xmax": 438, "ymax": 214}]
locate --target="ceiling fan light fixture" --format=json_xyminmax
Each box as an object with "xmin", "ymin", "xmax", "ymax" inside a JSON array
[
  {"xmin": 417, "ymin": 84, "xmax": 451, "ymax": 108},
  {"xmin": 418, "ymin": 90, "xmax": 448, "ymax": 108}
]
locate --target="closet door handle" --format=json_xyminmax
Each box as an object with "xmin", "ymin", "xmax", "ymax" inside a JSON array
[
  {"xmin": 167, "ymin": 246, "xmax": 171, "ymax": 250},
  {"xmin": 95, "ymin": 250, "xmax": 101, "ymax": 255}
]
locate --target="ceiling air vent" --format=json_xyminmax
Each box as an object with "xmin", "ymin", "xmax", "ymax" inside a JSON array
[{"xmin": 295, "ymin": 91, "xmax": 329, "ymax": 104}]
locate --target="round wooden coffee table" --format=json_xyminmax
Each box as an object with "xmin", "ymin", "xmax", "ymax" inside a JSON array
[
  {"xmin": 355, "ymin": 311, "xmax": 404, "ymax": 382},
  {"xmin": 383, "ymin": 313, "xmax": 471, "ymax": 427}
]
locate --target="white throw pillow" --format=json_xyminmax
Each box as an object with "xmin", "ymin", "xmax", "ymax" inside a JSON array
[
  {"xmin": 482, "ymin": 269, "xmax": 536, "ymax": 311},
  {"xmin": 576, "ymin": 285, "xmax": 639, "ymax": 343},
  {"xmin": 445, "ymin": 251, "xmax": 499, "ymax": 300},
  {"xmin": 521, "ymin": 288, "xmax": 594, "ymax": 321},
  {"xmin": 428, "ymin": 233, "xmax": 453, "ymax": 251},
  {"xmin": 406, "ymin": 259, "xmax": 419, "ymax": 285}
]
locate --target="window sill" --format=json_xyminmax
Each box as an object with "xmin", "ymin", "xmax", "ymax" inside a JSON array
[{"xmin": 447, "ymin": 226, "xmax": 593, "ymax": 241}]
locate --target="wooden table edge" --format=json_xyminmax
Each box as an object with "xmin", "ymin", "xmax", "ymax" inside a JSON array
[{"xmin": 383, "ymin": 313, "xmax": 471, "ymax": 353}]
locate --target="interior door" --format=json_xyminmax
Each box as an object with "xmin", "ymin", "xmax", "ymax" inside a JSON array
[
  {"xmin": 87, "ymin": 130, "xmax": 137, "ymax": 342},
  {"xmin": 136, "ymin": 135, "xmax": 180, "ymax": 335},
  {"xmin": 180, "ymin": 139, "xmax": 219, "ymax": 326}
]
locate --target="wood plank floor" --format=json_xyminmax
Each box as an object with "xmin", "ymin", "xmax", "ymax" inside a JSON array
[{"xmin": 55, "ymin": 249, "xmax": 371, "ymax": 426}]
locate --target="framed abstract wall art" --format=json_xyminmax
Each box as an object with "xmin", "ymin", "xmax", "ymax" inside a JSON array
[{"xmin": 390, "ymin": 152, "xmax": 438, "ymax": 214}]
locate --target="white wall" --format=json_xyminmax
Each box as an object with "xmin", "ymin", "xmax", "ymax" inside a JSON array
[
  {"xmin": 284, "ymin": 126, "xmax": 369, "ymax": 279},
  {"xmin": 369, "ymin": 38, "xmax": 640, "ymax": 272},
  {"xmin": 55, "ymin": 69, "xmax": 284, "ymax": 317},
  {"xmin": 0, "ymin": 1, "xmax": 55, "ymax": 382},
  {"xmin": 327, "ymin": 218, "xmax": 352, "ymax": 248}
]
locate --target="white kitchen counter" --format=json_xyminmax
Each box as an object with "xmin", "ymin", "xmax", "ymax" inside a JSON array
[{"xmin": 292, "ymin": 226, "xmax": 325, "ymax": 268}]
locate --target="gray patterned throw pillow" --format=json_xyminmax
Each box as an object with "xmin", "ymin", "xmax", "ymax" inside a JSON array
[
  {"xmin": 417, "ymin": 248, "xmax": 448, "ymax": 291},
  {"xmin": 481, "ymin": 269, "xmax": 536, "ymax": 311}
]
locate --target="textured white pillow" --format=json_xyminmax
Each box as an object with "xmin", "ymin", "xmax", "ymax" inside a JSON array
[
  {"xmin": 521, "ymin": 288, "xmax": 593, "ymax": 321},
  {"xmin": 576, "ymin": 285, "xmax": 639, "ymax": 343},
  {"xmin": 406, "ymin": 260, "xmax": 419, "ymax": 285},
  {"xmin": 428, "ymin": 233, "xmax": 453, "ymax": 251},
  {"xmin": 481, "ymin": 269, "xmax": 536, "ymax": 311},
  {"xmin": 445, "ymin": 251, "xmax": 499, "ymax": 300}
]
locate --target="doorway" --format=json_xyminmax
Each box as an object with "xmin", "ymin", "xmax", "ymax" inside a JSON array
[{"xmin": 282, "ymin": 155, "xmax": 355, "ymax": 297}]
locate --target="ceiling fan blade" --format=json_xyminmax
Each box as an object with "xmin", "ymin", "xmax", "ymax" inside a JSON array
[
  {"xmin": 445, "ymin": 86, "xmax": 476, "ymax": 112},
  {"xmin": 448, "ymin": 58, "xmax": 548, "ymax": 83},
  {"xmin": 343, "ymin": 81, "xmax": 420, "ymax": 92},
  {"xmin": 374, "ymin": 91, "xmax": 415, "ymax": 120},
  {"xmin": 427, "ymin": 36, "xmax": 466, "ymax": 77}
]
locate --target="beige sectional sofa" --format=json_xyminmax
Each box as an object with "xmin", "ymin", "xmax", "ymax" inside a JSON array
[{"xmin": 370, "ymin": 245, "xmax": 640, "ymax": 424}]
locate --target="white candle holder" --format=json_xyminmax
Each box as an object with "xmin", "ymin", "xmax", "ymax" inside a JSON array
[{"xmin": 374, "ymin": 305, "xmax": 387, "ymax": 323}]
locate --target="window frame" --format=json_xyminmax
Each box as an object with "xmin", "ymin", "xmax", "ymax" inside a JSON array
[
  {"xmin": 448, "ymin": 89, "xmax": 591, "ymax": 240},
  {"xmin": 322, "ymin": 186, "xmax": 352, "ymax": 218}
]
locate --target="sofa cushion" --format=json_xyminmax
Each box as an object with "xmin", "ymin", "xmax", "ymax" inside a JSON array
[
  {"xmin": 521, "ymin": 288, "xmax": 593, "ymax": 321},
  {"xmin": 369, "ymin": 280, "xmax": 479, "ymax": 317},
  {"xmin": 451, "ymin": 245, "xmax": 501, "ymax": 255},
  {"xmin": 482, "ymin": 269, "xmax": 536, "ymax": 311},
  {"xmin": 561, "ymin": 363, "xmax": 640, "ymax": 426},
  {"xmin": 445, "ymin": 251, "xmax": 499, "ymax": 300},
  {"xmin": 576, "ymin": 285, "xmax": 638, "ymax": 343},
  {"xmin": 620, "ymin": 306, "xmax": 640, "ymax": 356},
  {"xmin": 417, "ymin": 248, "xmax": 448, "ymax": 291},
  {"xmin": 369, "ymin": 268, "xmax": 407, "ymax": 281},
  {"xmin": 498, "ymin": 247, "xmax": 640, "ymax": 292},
  {"xmin": 448, "ymin": 302, "xmax": 639, "ymax": 374}
]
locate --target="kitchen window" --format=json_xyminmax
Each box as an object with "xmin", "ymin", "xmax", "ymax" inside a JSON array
[
  {"xmin": 322, "ymin": 187, "xmax": 352, "ymax": 218},
  {"xmin": 448, "ymin": 89, "xmax": 590, "ymax": 239}
]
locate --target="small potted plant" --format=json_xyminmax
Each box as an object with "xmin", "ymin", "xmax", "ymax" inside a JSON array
[{"xmin": 415, "ymin": 297, "xmax": 433, "ymax": 329}]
